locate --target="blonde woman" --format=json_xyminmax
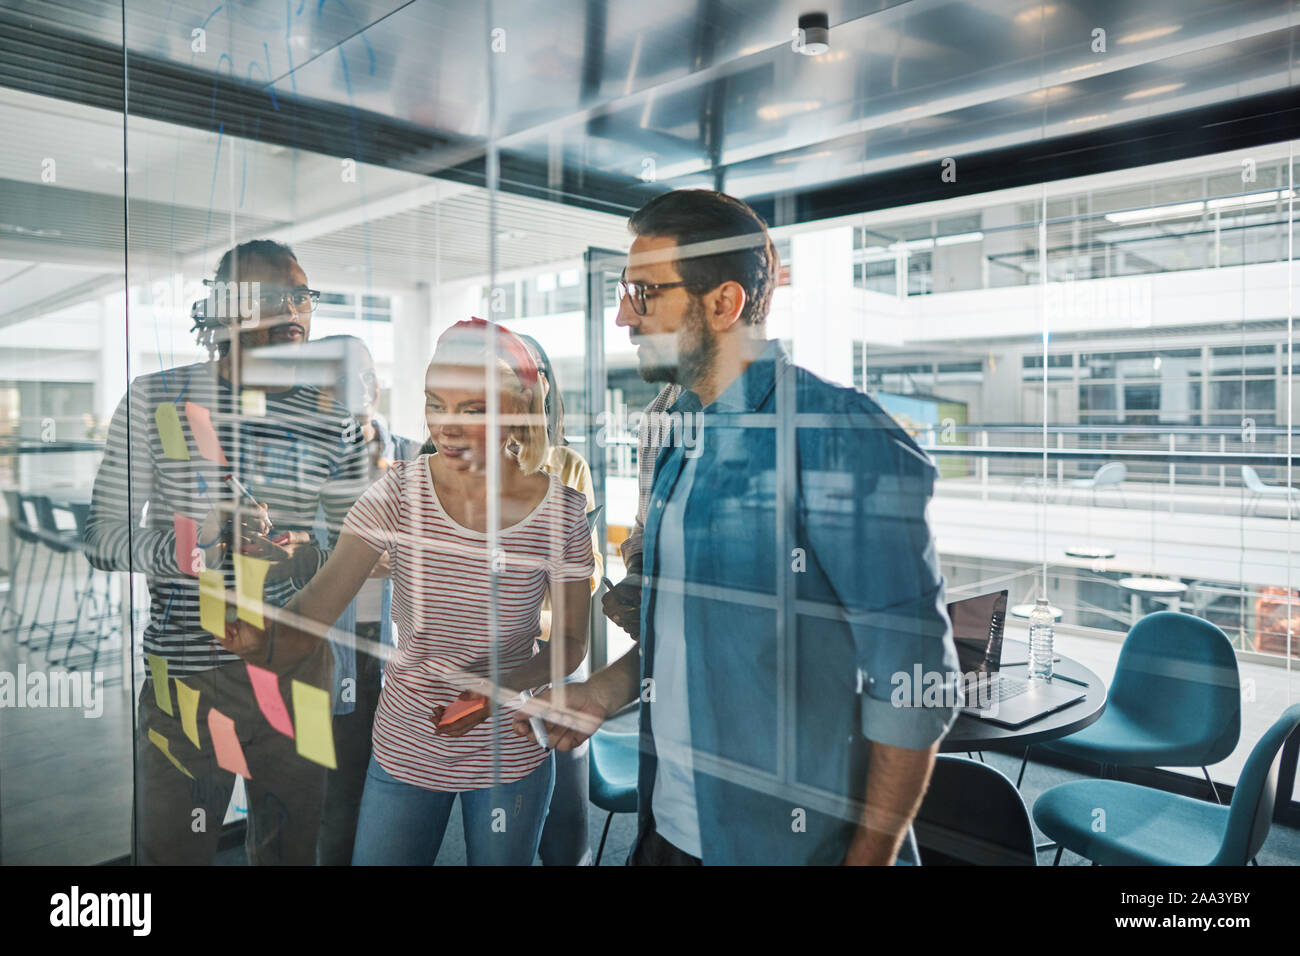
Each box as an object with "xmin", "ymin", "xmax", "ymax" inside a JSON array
[{"xmin": 222, "ymin": 318, "xmax": 594, "ymax": 865}]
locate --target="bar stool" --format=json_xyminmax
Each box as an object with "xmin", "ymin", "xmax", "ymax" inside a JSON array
[
  {"xmin": 25, "ymin": 495, "xmax": 84, "ymax": 654},
  {"xmin": 1, "ymin": 491, "xmax": 43, "ymax": 644},
  {"xmin": 56, "ymin": 502, "xmax": 117, "ymax": 674}
]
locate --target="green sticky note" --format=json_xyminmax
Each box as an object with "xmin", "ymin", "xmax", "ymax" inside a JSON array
[
  {"xmin": 147, "ymin": 653, "xmax": 172, "ymax": 716},
  {"xmin": 155, "ymin": 402, "xmax": 190, "ymax": 460},
  {"xmin": 175, "ymin": 679, "xmax": 201, "ymax": 748},
  {"xmin": 148, "ymin": 728, "xmax": 194, "ymax": 779},
  {"xmin": 292, "ymin": 680, "xmax": 337, "ymax": 770}
]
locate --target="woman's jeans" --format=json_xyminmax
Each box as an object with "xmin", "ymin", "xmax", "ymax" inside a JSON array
[{"xmin": 351, "ymin": 753, "xmax": 555, "ymax": 865}]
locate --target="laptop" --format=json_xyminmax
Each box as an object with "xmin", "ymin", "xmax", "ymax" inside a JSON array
[{"xmin": 947, "ymin": 590, "xmax": 1086, "ymax": 728}]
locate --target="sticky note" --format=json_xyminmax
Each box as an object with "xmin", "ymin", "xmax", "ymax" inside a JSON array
[
  {"xmin": 175, "ymin": 679, "xmax": 201, "ymax": 748},
  {"xmin": 174, "ymin": 513, "xmax": 200, "ymax": 577},
  {"xmin": 208, "ymin": 707, "xmax": 251, "ymax": 779},
  {"xmin": 155, "ymin": 403, "xmax": 190, "ymax": 460},
  {"xmin": 148, "ymin": 728, "xmax": 194, "ymax": 779},
  {"xmin": 233, "ymin": 554, "xmax": 271, "ymax": 628},
  {"xmin": 241, "ymin": 389, "xmax": 267, "ymax": 418},
  {"xmin": 437, "ymin": 696, "xmax": 486, "ymax": 727},
  {"xmin": 147, "ymin": 653, "xmax": 172, "ymax": 715},
  {"xmin": 198, "ymin": 569, "xmax": 226, "ymax": 639},
  {"xmin": 184, "ymin": 401, "xmax": 229, "ymax": 466},
  {"xmin": 292, "ymin": 680, "xmax": 337, "ymax": 769},
  {"xmin": 246, "ymin": 663, "xmax": 294, "ymax": 737}
]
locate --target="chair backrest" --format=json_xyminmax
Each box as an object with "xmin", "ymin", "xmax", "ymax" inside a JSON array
[
  {"xmin": 1095, "ymin": 462, "xmax": 1126, "ymax": 485},
  {"xmin": 1108, "ymin": 612, "xmax": 1241, "ymax": 766},
  {"xmin": 1214, "ymin": 703, "xmax": 1300, "ymax": 865},
  {"xmin": 3, "ymin": 490, "xmax": 27, "ymax": 530},
  {"xmin": 914, "ymin": 755, "xmax": 1037, "ymax": 865},
  {"xmin": 1241, "ymin": 465, "xmax": 1266, "ymax": 493}
]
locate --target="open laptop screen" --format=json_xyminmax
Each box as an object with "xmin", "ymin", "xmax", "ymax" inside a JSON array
[{"xmin": 946, "ymin": 590, "xmax": 1008, "ymax": 677}]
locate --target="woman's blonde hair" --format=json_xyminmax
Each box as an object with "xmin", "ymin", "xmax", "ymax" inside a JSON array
[{"xmin": 428, "ymin": 322, "xmax": 548, "ymax": 475}]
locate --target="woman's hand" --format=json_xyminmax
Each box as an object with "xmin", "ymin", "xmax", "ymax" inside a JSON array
[
  {"xmin": 431, "ymin": 687, "xmax": 493, "ymax": 737},
  {"xmin": 217, "ymin": 618, "xmax": 270, "ymax": 663}
]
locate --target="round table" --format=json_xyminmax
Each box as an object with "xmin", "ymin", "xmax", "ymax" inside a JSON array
[
  {"xmin": 942, "ymin": 639, "xmax": 1107, "ymax": 752},
  {"xmin": 1118, "ymin": 576, "xmax": 1187, "ymax": 623},
  {"xmin": 1008, "ymin": 602, "xmax": 1063, "ymax": 620}
]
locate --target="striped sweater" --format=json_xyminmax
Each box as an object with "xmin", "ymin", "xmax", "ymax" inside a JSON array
[{"xmin": 84, "ymin": 361, "xmax": 370, "ymax": 676}]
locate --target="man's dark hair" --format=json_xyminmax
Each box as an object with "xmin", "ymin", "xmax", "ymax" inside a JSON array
[
  {"xmin": 214, "ymin": 238, "xmax": 299, "ymax": 284},
  {"xmin": 627, "ymin": 190, "xmax": 779, "ymax": 327}
]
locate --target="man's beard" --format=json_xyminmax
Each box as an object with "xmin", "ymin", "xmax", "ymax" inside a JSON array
[{"xmin": 637, "ymin": 297, "xmax": 716, "ymax": 389}]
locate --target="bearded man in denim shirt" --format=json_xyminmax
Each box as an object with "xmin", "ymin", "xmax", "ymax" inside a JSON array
[{"xmin": 515, "ymin": 189, "xmax": 960, "ymax": 865}]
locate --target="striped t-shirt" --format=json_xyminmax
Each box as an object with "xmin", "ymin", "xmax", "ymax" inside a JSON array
[
  {"xmin": 343, "ymin": 457, "xmax": 595, "ymax": 791},
  {"xmin": 84, "ymin": 362, "xmax": 369, "ymax": 676}
]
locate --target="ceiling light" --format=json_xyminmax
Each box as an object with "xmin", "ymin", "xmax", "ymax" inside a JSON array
[
  {"xmin": 1205, "ymin": 189, "xmax": 1294, "ymax": 210},
  {"xmin": 795, "ymin": 12, "xmax": 830, "ymax": 56},
  {"xmin": 757, "ymin": 101, "xmax": 821, "ymax": 121},
  {"xmin": 1066, "ymin": 113, "xmax": 1109, "ymax": 125},
  {"xmin": 1123, "ymin": 82, "xmax": 1184, "ymax": 100},
  {"xmin": 1013, "ymin": 5, "xmax": 1057, "ymax": 26},
  {"xmin": 1104, "ymin": 201, "xmax": 1204, "ymax": 223},
  {"xmin": 1026, "ymin": 85, "xmax": 1072, "ymax": 101},
  {"xmin": 773, "ymin": 150, "xmax": 833, "ymax": 164},
  {"xmin": 935, "ymin": 231, "xmax": 985, "ymax": 247},
  {"xmin": 1118, "ymin": 25, "xmax": 1181, "ymax": 44}
]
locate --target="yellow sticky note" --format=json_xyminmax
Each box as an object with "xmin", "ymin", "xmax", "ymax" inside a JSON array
[
  {"xmin": 199, "ymin": 569, "xmax": 226, "ymax": 639},
  {"xmin": 148, "ymin": 728, "xmax": 194, "ymax": 779},
  {"xmin": 155, "ymin": 402, "xmax": 190, "ymax": 460},
  {"xmin": 291, "ymin": 680, "xmax": 337, "ymax": 770},
  {"xmin": 241, "ymin": 389, "xmax": 267, "ymax": 418},
  {"xmin": 147, "ymin": 653, "xmax": 172, "ymax": 716},
  {"xmin": 233, "ymin": 554, "xmax": 271, "ymax": 628},
  {"xmin": 175, "ymin": 679, "xmax": 201, "ymax": 748}
]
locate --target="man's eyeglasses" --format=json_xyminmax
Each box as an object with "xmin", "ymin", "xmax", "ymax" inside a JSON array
[
  {"xmin": 615, "ymin": 270, "xmax": 688, "ymax": 316},
  {"xmin": 198, "ymin": 280, "xmax": 321, "ymax": 317}
]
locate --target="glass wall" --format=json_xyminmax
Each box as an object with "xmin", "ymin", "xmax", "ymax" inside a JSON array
[{"xmin": 1, "ymin": 0, "xmax": 1297, "ymax": 867}]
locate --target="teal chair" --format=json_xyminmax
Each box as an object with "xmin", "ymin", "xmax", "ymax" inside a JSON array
[
  {"xmin": 1033, "ymin": 703, "xmax": 1300, "ymax": 865},
  {"xmin": 588, "ymin": 729, "xmax": 639, "ymax": 865},
  {"xmin": 1019, "ymin": 612, "xmax": 1240, "ymax": 802}
]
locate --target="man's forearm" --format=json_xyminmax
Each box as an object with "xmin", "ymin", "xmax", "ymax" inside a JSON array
[
  {"xmin": 586, "ymin": 645, "xmax": 643, "ymax": 716},
  {"xmin": 845, "ymin": 740, "xmax": 939, "ymax": 865}
]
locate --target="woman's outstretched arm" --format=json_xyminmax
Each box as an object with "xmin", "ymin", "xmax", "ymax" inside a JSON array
[{"xmin": 221, "ymin": 530, "xmax": 381, "ymax": 672}]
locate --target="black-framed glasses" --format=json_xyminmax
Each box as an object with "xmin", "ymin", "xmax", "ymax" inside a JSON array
[
  {"xmin": 616, "ymin": 269, "xmax": 688, "ymax": 316},
  {"xmin": 200, "ymin": 280, "xmax": 321, "ymax": 317}
]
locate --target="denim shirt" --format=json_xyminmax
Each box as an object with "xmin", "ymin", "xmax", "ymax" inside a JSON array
[
  {"xmin": 635, "ymin": 340, "xmax": 960, "ymax": 865},
  {"xmin": 324, "ymin": 421, "xmax": 421, "ymax": 715}
]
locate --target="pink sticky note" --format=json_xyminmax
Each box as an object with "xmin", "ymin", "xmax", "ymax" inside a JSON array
[
  {"xmin": 174, "ymin": 513, "xmax": 200, "ymax": 577},
  {"xmin": 184, "ymin": 401, "xmax": 229, "ymax": 466},
  {"xmin": 207, "ymin": 707, "xmax": 252, "ymax": 779},
  {"xmin": 246, "ymin": 662, "xmax": 294, "ymax": 737}
]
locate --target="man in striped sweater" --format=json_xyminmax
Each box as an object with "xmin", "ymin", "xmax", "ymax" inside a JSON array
[{"xmin": 85, "ymin": 240, "xmax": 369, "ymax": 865}]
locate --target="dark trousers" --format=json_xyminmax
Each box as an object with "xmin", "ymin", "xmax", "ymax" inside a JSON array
[
  {"xmin": 317, "ymin": 622, "xmax": 384, "ymax": 866},
  {"xmin": 628, "ymin": 818, "xmax": 702, "ymax": 866},
  {"xmin": 134, "ymin": 642, "xmax": 333, "ymax": 865}
]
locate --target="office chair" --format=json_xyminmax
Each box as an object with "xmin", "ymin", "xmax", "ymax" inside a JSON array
[
  {"xmin": 914, "ymin": 755, "xmax": 1037, "ymax": 865},
  {"xmin": 1, "ymin": 491, "xmax": 42, "ymax": 642},
  {"xmin": 1067, "ymin": 462, "xmax": 1127, "ymax": 508},
  {"xmin": 1034, "ymin": 704, "xmax": 1300, "ymax": 865},
  {"xmin": 1019, "ymin": 612, "xmax": 1240, "ymax": 805},
  {"xmin": 588, "ymin": 729, "xmax": 639, "ymax": 865}
]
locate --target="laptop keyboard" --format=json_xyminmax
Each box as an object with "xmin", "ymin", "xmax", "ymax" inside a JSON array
[{"xmin": 983, "ymin": 674, "xmax": 1029, "ymax": 703}]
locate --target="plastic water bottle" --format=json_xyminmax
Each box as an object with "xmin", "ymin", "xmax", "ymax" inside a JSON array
[{"xmin": 1028, "ymin": 600, "xmax": 1055, "ymax": 682}]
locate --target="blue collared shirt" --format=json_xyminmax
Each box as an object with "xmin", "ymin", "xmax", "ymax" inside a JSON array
[{"xmin": 636, "ymin": 339, "xmax": 960, "ymax": 865}]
